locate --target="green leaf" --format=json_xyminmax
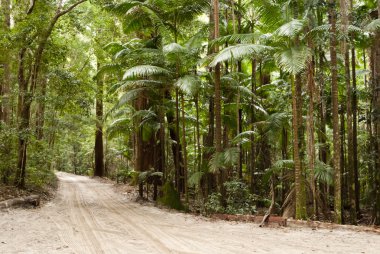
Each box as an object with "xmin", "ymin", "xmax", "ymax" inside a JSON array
[
  {"xmin": 188, "ymin": 171, "xmax": 204, "ymax": 187},
  {"xmin": 276, "ymin": 19, "xmax": 306, "ymax": 38},
  {"xmin": 175, "ymin": 75, "xmax": 202, "ymax": 96},
  {"xmin": 209, "ymin": 44, "xmax": 271, "ymax": 67},
  {"xmin": 163, "ymin": 43, "xmax": 187, "ymax": 55},
  {"xmin": 223, "ymin": 147, "xmax": 239, "ymax": 166},
  {"xmin": 364, "ymin": 19, "xmax": 380, "ymax": 32},
  {"xmin": 275, "ymin": 46, "xmax": 311, "ymax": 74},
  {"xmin": 123, "ymin": 65, "xmax": 171, "ymax": 79}
]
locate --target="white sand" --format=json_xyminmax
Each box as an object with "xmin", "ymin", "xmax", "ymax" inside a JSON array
[{"xmin": 1, "ymin": 172, "xmax": 379, "ymax": 254}]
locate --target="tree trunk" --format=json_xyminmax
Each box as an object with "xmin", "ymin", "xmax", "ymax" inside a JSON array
[
  {"xmin": 1, "ymin": 0, "xmax": 11, "ymax": 124},
  {"xmin": 250, "ymin": 58, "xmax": 256, "ymax": 193},
  {"xmin": 181, "ymin": 93, "xmax": 188, "ymax": 202},
  {"xmin": 307, "ymin": 55, "xmax": 317, "ymax": 219},
  {"xmin": 373, "ymin": 0, "xmax": 380, "ymax": 225},
  {"xmin": 328, "ymin": 0, "xmax": 342, "ymax": 223},
  {"xmin": 293, "ymin": 74, "xmax": 307, "ymax": 220},
  {"xmin": 213, "ymin": 0, "xmax": 223, "ymax": 194},
  {"xmin": 35, "ymin": 76, "xmax": 47, "ymax": 140},
  {"xmin": 94, "ymin": 71, "xmax": 104, "ymax": 177},
  {"xmin": 351, "ymin": 46, "xmax": 360, "ymax": 220}
]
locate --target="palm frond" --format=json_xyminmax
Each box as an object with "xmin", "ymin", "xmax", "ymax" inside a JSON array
[
  {"xmin": 123, "ymin": 65, "xmax": 171, "ymax": 80},
  {"xmin": 117, "ymin": 88, "xmax": 146, "ymax": 108},
  {"xmin": 364, "ymin": 19, "xmax": 380, "ymax": 32},
  {"xmin": 96, "ymin": 64, "xmax": 122, "ymax": 79},
  {"xmin": 163, "ymin": 43, "xmax": 188, "ymax": 55},
  {"xmin": 209, "ymin": 33, "xmax": 257, "ymax": 48},
  {"xmin": 275, "ymin": 46, "xmax": 311, "ymax": 74},
  {"xmin": 232, "ymin": 130, "xmax": 255, "ymax": 145},
  {"xmin": 188, "ymin": 171, "xmax": 204, "ymax": 187},
  {"xmin": 175, "ymin": 75, "xmax": 202, "ymax": 96},
  {"xmin": 276, "ymin": 19, "xmax": 306, "ymax": 38},
  {"xmin": 209, "ymin": 44, "xmax": 271, "ymax": 67}
]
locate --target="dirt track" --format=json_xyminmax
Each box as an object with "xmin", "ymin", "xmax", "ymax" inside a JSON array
[{"xmin": 1, "ymin": 172, "xmax": 379, "ymax": 254}]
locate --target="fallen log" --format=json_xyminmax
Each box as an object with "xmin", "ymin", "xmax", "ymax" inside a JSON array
[
  {"xmin": 0, "ymin": 195, "xmax": 40, "ymax": 209},
  {"xmin": 210, "ymin": 214, "xmax": 287, "ymax": 226}
]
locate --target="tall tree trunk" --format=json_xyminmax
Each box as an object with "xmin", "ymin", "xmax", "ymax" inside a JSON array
[
  {"xmin": 351, "ymin": 45, "xmax": 360, "ymax": 220},
  {"xmin": 307, "ymin": 55, "xmax": 317, "ymax": 219},
  {"xmin": 328, "ymin": 0, "xmax": 342, "ymax": 224},
  {"xmin": 340, "ymin": 0, "xmax": 356, "ymax": 224},
  {"xmin": 94, "ymin": 71, "xmax": 104, "ymax": 177},
  {"xmin": 35, "ymin": 76, "xmax": 47, "ymax": 140},
  {"xmin": 213, "ymin": 0, "xmax": 223, "ymax": 193},
  {"xmin": 1, "ymin": 0, "xmax": 11, "ymax": 124},
  {"xmin": 293, "ymin": 73, "xmax": 307, "ymax": 220},
  {"xmin": 201, "ymin": 3, "xmax": 216, "ymax": 197},
  {"xmin": 250, "ymin": 58, "xmax": 256, "ymax": 193},
  {"xmin": 373, "ymin": 0, "xmax": 380, "ymax": 225},
  {"xmin": 181, "ymin": 93, "xmax": 188, "ymax": 202}
]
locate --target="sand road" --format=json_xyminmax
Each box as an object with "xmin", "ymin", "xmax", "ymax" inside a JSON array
[{"xmin": 0, "ymin": 172, "xmax": 379, "ymax": 254}]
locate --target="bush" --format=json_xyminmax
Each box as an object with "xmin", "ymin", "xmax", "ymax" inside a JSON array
[
  {"xmin": 224, "ymin": 180, "xmax": 256, "ymax": 214},
  {"xmin": 158, "ymin": 182, "xmax": 184, "ymax": 210},
  {"xmin": 205, "ymin": 180, "xmax": 257, "ymax": 215},
  {"xmin": 205, "ymin": 192, "xmax": 224, "ymax": 214}
]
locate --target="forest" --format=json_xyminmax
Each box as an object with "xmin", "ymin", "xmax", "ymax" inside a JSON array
[{"xmin": 0, "ymin": 0, "xmax": 380, "ymax": 228}]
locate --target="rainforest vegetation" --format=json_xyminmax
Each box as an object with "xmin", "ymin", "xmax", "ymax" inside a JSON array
[{"xmin": 0, "ymin": 0, "xmax": 380, "ymax": 226}]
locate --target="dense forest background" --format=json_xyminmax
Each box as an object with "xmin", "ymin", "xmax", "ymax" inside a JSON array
[{"xmin": 0, "ymin": 0, "xmax": 379, "ymax": 225}]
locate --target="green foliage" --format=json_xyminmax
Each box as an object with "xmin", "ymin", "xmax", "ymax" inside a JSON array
[
  {"xmin": 209, "ymin": 148, "xmax": 239, "ymax": 173},
  {"xmin": 224, "ymin": 180, "xmax": 257, "ymax": 215},
  {"xmin": 204, "ymin": 192, "xmax": 224, "ymax": 214},
  {"xmin": 158, "ymin": 182, "xmax": 184, "ymax": 210},
  {"xmin": 275, "ymin": 46, "xmax": 312, "ymax": 74},
  {"xmin": 209, "ymin": 44, "xmax": 271, "ymax": 67},
  {"xmin": 205, "ymin": 180, "xmax": 256, "ymax": 215}
]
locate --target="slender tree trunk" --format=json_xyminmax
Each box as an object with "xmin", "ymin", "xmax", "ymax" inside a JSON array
[
  {"xmin": 373, "ymin": 0, "xmax": 380, "ymax": 225},
  {"xmin": 328, "ymin": 0, "xmax": 342, "ymax": 223},
  {"xmin": 1, "ymin": 0, "xmax": 11, "ymax": 124},
  {"xmin": 94, "ymin": 71, "xmax": 104, "ymax": 177},
  {"xmin": 181, "ymin": 93, "xmax": 188, "ymax": 202},
  {"xmin": 340, "ymin": 0, "xmax": 356, "ymax": 224},
  {"xmin": 351, "ymin": 46, "xmax": 360, "ymax": 220},
  {"xmin": 250, "ymin": 58, "xmax": 256, "ymax": 193},
  {"xmin": 213, "ymin": 0, "xmax": 223, "ymax": 193},
  {"xmin": 293, "ymin": 73, "xmax": 307, "ymax": 220},
  {"xmin": 35, "ymin": 76, "xmax": 47, "ymax": 140},
  {"xmin": 307, "ymin": 55, "xmax": 317, "ymax": 219}
]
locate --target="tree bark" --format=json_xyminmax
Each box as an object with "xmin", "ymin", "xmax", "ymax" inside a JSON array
[
  {"xmin": 373, "ymin": 0, "xmax": 380, "ymax": 225},
  {"xmin": 213, "ymin": 0, "xmax": 224, "ymax": 194},
  {"xmin": 293, "ymin": 74, "xmax": 307, "ymax": 220},
  {"xmin": 328, "ymin": 0, "xmax": 342, "ymax": 224},
  {"xmin": 94, "ymin": 70, "xmax": 104, "ymax": 177},
  {"xmin": 1, "ymin": 0, "xmax": 11, "ymax": 124},
  {"xmin": 306, "ymin": 55, "xmax": 317, "ymax": 219}
]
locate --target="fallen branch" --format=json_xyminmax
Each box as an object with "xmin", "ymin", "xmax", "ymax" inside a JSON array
[
  {"xmin": 0, "ymin": 195, "xmax": 40, "ymax": 209},
  {"xmin": 210, "ymin": 214, "xmax": 287, "ymax": 226}
]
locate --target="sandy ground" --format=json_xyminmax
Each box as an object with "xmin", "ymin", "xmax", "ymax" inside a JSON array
[{"xmin": 1, "ymin": 172, "xmax": 379, "ymax": 254}]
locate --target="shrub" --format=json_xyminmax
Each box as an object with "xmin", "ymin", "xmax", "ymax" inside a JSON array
[
  {"xmin": 158, "ymin": 182, "xmax": 184, "ymax": 210},
  {"xmin": 205, "ymin": 180, "xmax": 257, "ymax": 215}
]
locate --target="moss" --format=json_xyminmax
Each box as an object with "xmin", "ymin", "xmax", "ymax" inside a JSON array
[{"xmin": 158, "ymin": 182, "xmax": 184, "ymax": 210}]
